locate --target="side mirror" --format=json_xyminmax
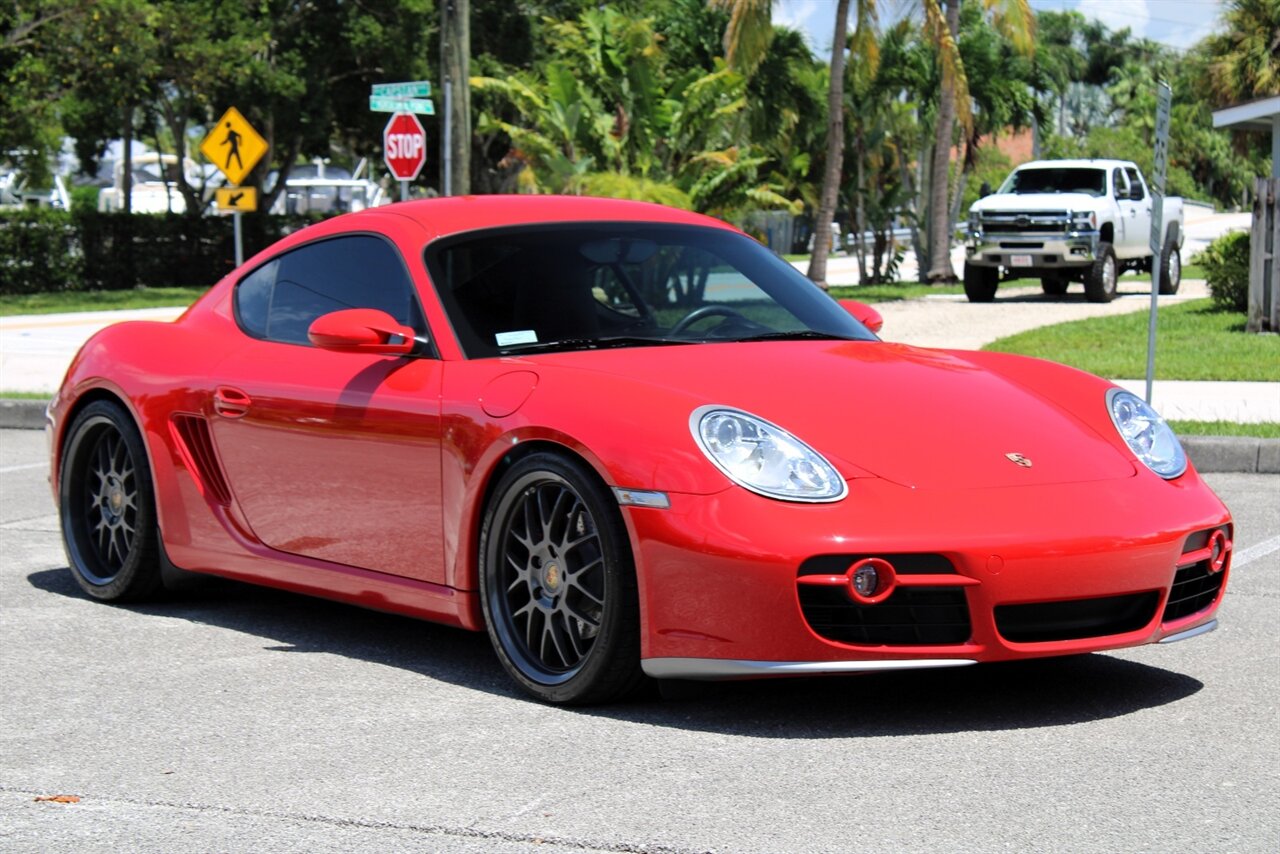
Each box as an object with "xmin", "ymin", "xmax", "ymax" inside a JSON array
[
  {"xmin": 839, "ymin": 299, "xmax": 884, "ymax": 334},
  {"xmin": 308, "ymin": 308, "xmax": 416, "ymax": 355},
  {"xmin": 1130, "ymin": 187, "xmax": 1145, "ymax": 201}
]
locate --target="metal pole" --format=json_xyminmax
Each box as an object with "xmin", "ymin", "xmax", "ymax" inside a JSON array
[
  {"xmin": 400, "ymin": 179, "xmax": 408, "ymax": 202},
  {"xmin": 444, "ymin": 78, "xmax": 453, "ymax": 197},
  {"xmin": 233, "ymin": 211, "xmax": 243, "ymax": 267},
  {"xmin": 1145, "ymin": 254, "xmax": 1160, "ymax": 404}
]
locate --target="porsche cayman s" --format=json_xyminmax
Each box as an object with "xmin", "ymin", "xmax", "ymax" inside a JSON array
[{"xmin": 49, "ymin": 197, "xmax": 1232, "ymax": 703}]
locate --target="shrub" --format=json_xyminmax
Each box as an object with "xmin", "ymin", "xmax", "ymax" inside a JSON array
[
  {"xmin": 0, "ymin": 209, "xmax": 83, "ymax": 295},
  {"xmin": 1194, "ymin": 231, "xmax": 1250, "ymax": 313}
]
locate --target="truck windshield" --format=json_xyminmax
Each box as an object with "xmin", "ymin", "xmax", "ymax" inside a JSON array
[{"xmin": 999, "ymin": 168, "xmax": 1106, "ymax": 197}]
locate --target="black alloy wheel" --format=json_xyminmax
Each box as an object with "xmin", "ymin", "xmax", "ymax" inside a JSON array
[
  {"xmin": 480, "ymin": 453, "xmax": 642, "ymax": 704},
  {"xmin": 60, "ymin": 400, "xmax": 163, "ymax": 601}
]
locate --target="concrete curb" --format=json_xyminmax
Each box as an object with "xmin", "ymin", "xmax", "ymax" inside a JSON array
[
  {"xmin": 4, "ymin": 397, "xmax": 1276, "ymax": 475},
  {"xmin": 1, "ymin": 398, "xmax": 47, "ymax": 430}
]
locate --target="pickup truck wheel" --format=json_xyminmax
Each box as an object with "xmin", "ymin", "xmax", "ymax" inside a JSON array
[
  {"xmin": 1041, "ymin": 276, "xmax": 1069, "ymax": 296},
  {"xmin": 1158, "ymin": 236, "xmax": 1181, "ymax": 295},
  {"xmin": 963, "ymin": 263, "xmax": 998, "ymax": 302},
  {"xmin": 1084, "ymin": 244, "xmax": 1118, "ymax": 303}
]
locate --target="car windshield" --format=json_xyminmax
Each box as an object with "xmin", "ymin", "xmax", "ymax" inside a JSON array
[
  {"xmin": 425, "ymin": 223, "xmax": 878, "ymax": 357},
  {"xmin": 999, "ymin": 168, "xmax": 1107, "ymax": 197}
]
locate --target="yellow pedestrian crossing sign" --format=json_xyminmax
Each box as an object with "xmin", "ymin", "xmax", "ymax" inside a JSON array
[
  {"xmin": 200, "ymin": 107, "xmax": 268, "ymax": 186},
  {"xmin": 215, "ymin": 186, "xmax": 258, "ymax": 212}
]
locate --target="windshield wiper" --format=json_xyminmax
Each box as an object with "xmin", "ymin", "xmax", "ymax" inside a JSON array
[
  {"xmin": 730, "ymin": 330, "xmax": 855, "ymax": 343},
  {"xmin": 498, "ymin": 335, "xmax": 692, "ymax": 354}
]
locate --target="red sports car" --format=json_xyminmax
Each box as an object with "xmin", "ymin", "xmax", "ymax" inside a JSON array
[{"xmin": 48, "ymin": 197, "xmax": 1232, "ymax": 704}]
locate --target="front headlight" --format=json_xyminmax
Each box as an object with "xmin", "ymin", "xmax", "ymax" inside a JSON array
[
  {"xmin": 968, "ymin": 211, "xmax": 981, "ymax": 233},
  {"xmin": 1106, "ymin": 389, "xmax": 1187, "ymax": 479},
  {"xmin": 691, "ymin": 406, "xmax": 847, "ymax": 502},
  {"xmin": 1069, "ymin": 210, "xmax": 1097, "ymax": 231}
]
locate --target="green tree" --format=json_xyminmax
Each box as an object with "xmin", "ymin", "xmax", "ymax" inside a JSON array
[{"xmin": 1204, "ymin": 0, "xmax": 1280, "ymax": 103}]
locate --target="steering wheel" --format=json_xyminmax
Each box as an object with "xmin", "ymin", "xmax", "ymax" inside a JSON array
[{"xmin": 669, "ymin": 305, "xmax": 749, "ymax": 336}]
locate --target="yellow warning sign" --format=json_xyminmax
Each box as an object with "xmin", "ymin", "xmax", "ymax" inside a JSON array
[
  {"xmin": 200, "ymin": 107, "xmax": 268, "ymax": 186},
  {"xmin": 215, "ymin": 186, "xmax": 258, "ymax": 212}
]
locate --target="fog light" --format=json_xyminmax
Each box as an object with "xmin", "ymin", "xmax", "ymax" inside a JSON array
[
  {"xmin": 847, "ymin": 558, "xmax": 897, "ymax": 605},
  {"xmin": 1208, "ymin": 529, "xmax": 1229, "ymax": 574}
]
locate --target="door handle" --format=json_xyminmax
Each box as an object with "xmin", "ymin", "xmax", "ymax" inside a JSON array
[{"xmin": 213, "ymin": 386, "xmax": 251, "ymax": 418}]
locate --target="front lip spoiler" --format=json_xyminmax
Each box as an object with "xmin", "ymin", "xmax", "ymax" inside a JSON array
[
  {"xmin": 642, "ymin": 657, "xmax": 977, "ymax": 681},
  {"xmin": 1158, "ymin": 619, "xmax": 1218, "ymax": 644}
]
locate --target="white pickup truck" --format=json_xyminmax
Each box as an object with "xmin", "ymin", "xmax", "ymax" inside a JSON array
[{"xmin": 963, "ymin": 158, "xmax": 1183, "ymax": 303}]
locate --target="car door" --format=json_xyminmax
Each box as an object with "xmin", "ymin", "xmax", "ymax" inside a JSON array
[
  {"xmin": 1113, "ymin": 167, "xmax": 1148, "ymax": 259},
  {"xmin": 1124, "ymin": 166, "xmax": 1154, "ymax": 255},
  {"xmin": 209, "ymin": 233, "xmax": 446, "ymax": 585}
]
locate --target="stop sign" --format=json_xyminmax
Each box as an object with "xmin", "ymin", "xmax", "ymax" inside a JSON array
[{"xmin": 383, "ymin": 112, "xmax": 426, "ymax": 181}]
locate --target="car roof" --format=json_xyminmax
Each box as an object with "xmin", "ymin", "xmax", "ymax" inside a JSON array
[
  {"xmin": 339, "ymin": 195, "xmax": 734, "ymax": 243},
  {"xmin": 1014, "ymin": 159, "xmax": 1134, "ymax": 171}
]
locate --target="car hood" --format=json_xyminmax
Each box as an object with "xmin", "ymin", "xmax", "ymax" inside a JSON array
[
  {"xmin": 526, "ymin": 341, "xmax": 1134, "ymax": 491},
  {"xmin": 971, "ymin": 192, "xmax": 1102, "ymax": 212}
]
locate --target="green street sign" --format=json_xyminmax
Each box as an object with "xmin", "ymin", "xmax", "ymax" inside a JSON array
[
  {"xmin": 368, "ymin": 96, "xmax": 435, "ymax": 115},
  {"xmin": 371, "ymin": 81, "xmax": 432, "ymax": 98}
]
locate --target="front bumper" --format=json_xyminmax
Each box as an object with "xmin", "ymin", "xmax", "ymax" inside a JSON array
[
  {"xmin": 625, "ymin": 472, "xmax": 1231, "ymax": 679},
  {"xmin": 965, "ymin": 230, "xmax": 1100, "ymax": 270}
]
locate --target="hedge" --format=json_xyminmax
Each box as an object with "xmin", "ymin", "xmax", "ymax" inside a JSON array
[{"xmin": 0, "ymin": 209, "xmax": 325, "ymax": 294}]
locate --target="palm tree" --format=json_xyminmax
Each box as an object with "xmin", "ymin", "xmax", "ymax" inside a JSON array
[
  {"xmin": 1204, "ymin": 0, "xmax": 1280, "ymax": 103},
  {"xmin": 712, "ymin": 0, "xmax": 856, "ymax": 286},
  {"xmin": 924, "ymin": 0, "xmax": 1033, "ymax": 282}
]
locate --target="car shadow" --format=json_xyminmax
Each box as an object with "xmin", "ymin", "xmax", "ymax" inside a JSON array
[{"xmin": 28, "ymin": 567, "xmax": 1203, "ymax": 737}]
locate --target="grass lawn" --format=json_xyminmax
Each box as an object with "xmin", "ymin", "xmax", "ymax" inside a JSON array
[
  {"xmin": 828, "ymin": 283, "xmax": 964, "ymax": 301},
  {"xmin": 0, "ymin": 287, "xmax": 208, "ymax": 317},
  {"xmin": 983, "ymin": 299, "xmax": 1280, "ymax": 382},
  {"xmin": 1169, "ymin": 420, "xmax": 1280, "ymax": 438},
  {"xmin": 1123, "ymin": 263, "xmax": 1205, "ymax": 283}
]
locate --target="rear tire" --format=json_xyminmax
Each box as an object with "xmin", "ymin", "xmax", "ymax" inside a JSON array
[
  {"xmin": 479, "ymin": 452, "xmax": 644, "ymax": 705},
  {"xmin": 1158, "ymin": 234, "xmax": 1181, "ymax": 295},
  {"xmin": 1084, "ymin": 243, "xmax": 1118, "ymax": 303},
  {"xmin": 59, "ymin": 400, "xmax": 164, "ymax": 602},
  {"xmin": 963, "ymin": 263, "xmax": 998, "ymax": 302},
  {"xmin": 1041, "ymin": 276, "xmax": 1069, "ymax": 296}
]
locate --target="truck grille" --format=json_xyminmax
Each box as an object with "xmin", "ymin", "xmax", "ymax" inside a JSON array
[{"xmin": 979, "ymin": 211, "xmax": 1070, "ymax": 234}]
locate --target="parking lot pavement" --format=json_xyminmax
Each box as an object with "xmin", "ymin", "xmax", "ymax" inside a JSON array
[{"xmin": 2, "ymin": 428, "xmax": 1278, "ymax": 853}]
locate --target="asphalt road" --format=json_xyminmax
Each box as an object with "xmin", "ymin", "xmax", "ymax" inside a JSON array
[{"xmin": 2, "ymin": 427, "xmax": 1278, "ymax": 853}]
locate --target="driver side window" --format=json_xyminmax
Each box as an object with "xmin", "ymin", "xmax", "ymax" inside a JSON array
[{"xmin": 234, "ymin": 235, "xmax": 422, "ymax": 345}]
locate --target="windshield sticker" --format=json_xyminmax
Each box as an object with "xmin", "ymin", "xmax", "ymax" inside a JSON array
[{"xmin": 496, "ymin": 330, "xmax": 538, "ymax": 347}]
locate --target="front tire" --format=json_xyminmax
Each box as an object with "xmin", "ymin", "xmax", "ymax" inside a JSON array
[
  {"xmin": 1158, "ymin": 235, "xmax": 1181, "ymax": 295},
  {"xmin": 1084, "ymin": 243, "xmax": 1118, "ymax": 303},
  {"xmin": 963, "ymin": 263, "xmax": 998, "ymax": 302},
  {"xmin": 59, "ymin": 400, "xmax": 163, "ymax": 601},
  {"xmin": 1041, "ymin": 275, "xmax": 1069, "ymax": 296},
  {"xmin": 479, "ymin": 452, "xmax": 643, "ymax": 704}
]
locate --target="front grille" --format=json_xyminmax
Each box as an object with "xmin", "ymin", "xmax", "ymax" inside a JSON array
[
  {"xmin": 798, "ymin": 586, "xmax": 971, "ymax": 646},
  {"xmin": 1161, "ymin": 525, "xmax": 1231, "ymax": 623},
  {"xmin": 1163, "ymin": 563, "xmax": 1225, "ymax": 622},
  {"xmin": 980, "ymin": 211, "xmax": 1070, "ymax": 233},
  {"xmin": 995, "ymin": 592, "xmax": 1159, "ymax": 643}
]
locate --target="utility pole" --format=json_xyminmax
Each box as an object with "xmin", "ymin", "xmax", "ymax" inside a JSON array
[{"xmin": 441, "ymin": 0, "xmax": 470, "ymax": 196}]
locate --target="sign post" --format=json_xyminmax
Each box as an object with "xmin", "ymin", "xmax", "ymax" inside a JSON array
[
  {"xmin": 199, "ymin": 107, "xmax": 268, "ymax": 267},
  {"xmin": 383, "ymin": 112, "xmax": 427, "ymax": 201},
  {"xmin": 1144, "ymin": 81, "xmax": 1173, "ymax": 405},
  {"xmin": 369, "ymin": 82, "xmax": 434, "ymax": 200}
]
